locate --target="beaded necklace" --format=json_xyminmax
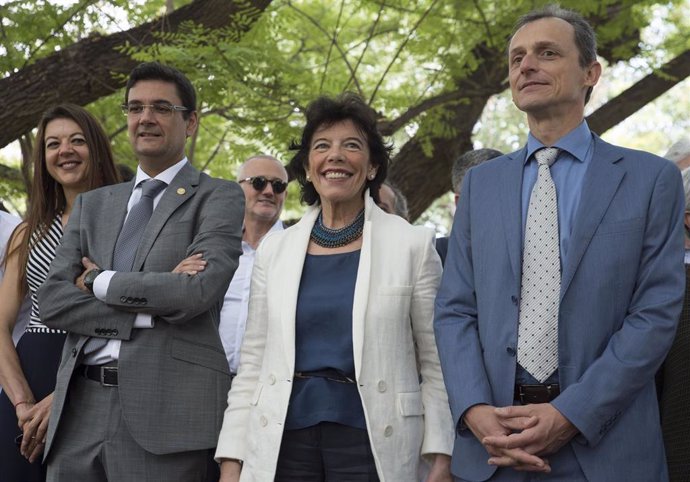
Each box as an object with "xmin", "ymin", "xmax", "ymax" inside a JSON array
[{"xmin": 310, "ymin": 209, "xmax": 365, "ymax": 248}]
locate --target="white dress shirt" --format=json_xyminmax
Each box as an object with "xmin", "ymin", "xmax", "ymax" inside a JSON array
[
  {"xmin": 219, "ymin": 220, "xmax": 283, "ymax": 373},
  {"xmin": 84, "ymin": 158, "xmax": 188, "ymax": 365}
]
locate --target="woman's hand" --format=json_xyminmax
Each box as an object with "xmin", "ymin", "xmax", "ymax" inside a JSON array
[
  {"xmin": 18, "ymin": 393, "xmax": 53, "ymax": 463},
  {"xmin": 218, "ymin": 458, "xmax": 242, "ymax": 482},
  {"xmin": 173, "ymin": 253, "xmax": 206, "ymax": 276},
  {"xmin": 425, "ymin": 453, "xmax": 453, "ymax": 482}
]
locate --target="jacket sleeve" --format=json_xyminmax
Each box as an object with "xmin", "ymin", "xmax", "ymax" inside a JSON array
[
  {"xmin": 412, "ymin": 231, "xmax": 454, "ymax": 457},
  {"xmin": 552, "ymin": 161, "xmax": 685, "ymax": 446},
  {"xmin": 102, "ymin": 181, "xmax": 244, "ymax": 324}
]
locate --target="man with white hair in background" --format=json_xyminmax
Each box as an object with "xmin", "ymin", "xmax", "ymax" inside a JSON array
[{"xmin": 219, "ymin": 155, "xmax": 289, "ymax": 377}]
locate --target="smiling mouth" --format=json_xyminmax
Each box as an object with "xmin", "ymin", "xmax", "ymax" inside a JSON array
[
  {"xmin": 323, "ymin": 171, "xmax": 351, "ymax": 179},
  {"xmin": 58, "ymin": 161, "xmax": 82, "ymax": 169}
]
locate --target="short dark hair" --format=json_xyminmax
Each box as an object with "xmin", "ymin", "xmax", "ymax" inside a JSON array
[
  {"xmin": 451, "ymin": 148, "xmax": 503, "ymax": 193},
  {"xmin": 287, "ymin": 92, "xmax": 391, "ymax": 205},
  {"xmin": 124, "ymin": 62, "xmax": 196, "ymax": 119},
  {"xmin": 513, "ymin": 5, "xmax": 597, "ymax": 104}
]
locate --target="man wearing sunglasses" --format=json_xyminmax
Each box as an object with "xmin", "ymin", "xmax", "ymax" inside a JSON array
[{"xmin": 219, "ymin": 155, "xmax": 288, "ymax": 377}]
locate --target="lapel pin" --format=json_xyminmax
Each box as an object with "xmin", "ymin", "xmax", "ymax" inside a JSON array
[{"xmin": 177, "ymin": 188, "xmax": 186, "ymax": 195}]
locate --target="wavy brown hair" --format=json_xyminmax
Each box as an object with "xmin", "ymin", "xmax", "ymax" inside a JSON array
[{"xmin": 6, "ymin": 104, "xmax": 120, "ymax": 293}]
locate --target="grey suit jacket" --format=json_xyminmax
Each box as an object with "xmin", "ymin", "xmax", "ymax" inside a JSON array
[
  {"xmin": 38, "ymin": 162, "xmax": 244, "ymax": 456},
  {"xmin": 435, "ymin": 136, "xmax": 685, "ymax": 481}
]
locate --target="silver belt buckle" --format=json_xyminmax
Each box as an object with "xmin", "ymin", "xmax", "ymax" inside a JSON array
[{"xmin": 101, "ymin": 366, "xmax": 118, "ymax": 387}]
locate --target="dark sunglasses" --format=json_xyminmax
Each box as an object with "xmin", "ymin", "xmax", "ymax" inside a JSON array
[{"xmin": 239, "ymin": 176, "xmax": 288, "ymax": 194}]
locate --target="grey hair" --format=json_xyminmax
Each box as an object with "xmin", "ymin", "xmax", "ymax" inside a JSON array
[
  {"xmin": 451, "ymin": 148, "xmax": 504, "ymax": 194},
  {"xmin": 382, "ymin": 182, "xmax": 409, "ymax": 221},
  {"xmin": 681, "ymin": 167, "xmax": 690, "ymax": 212},
  {"xmin": 665, "ymin": 138, "xmax": 690, "ymax": 164},
  {"xmin": 236, "ymin": 154, "xmax": 287, "ymax": 180}
]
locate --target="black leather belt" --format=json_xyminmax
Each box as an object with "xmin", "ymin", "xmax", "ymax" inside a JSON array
[
  {"xmin": 294, "ymin": 369, "xmax": 355, "ymax": 384},
  {"xmin": 81, "ymin": 364, "xmax": 118, "ymax": 387},
  {"xmin": 514, "ymin": 383, "xmax": 560, "ymax": 404}
]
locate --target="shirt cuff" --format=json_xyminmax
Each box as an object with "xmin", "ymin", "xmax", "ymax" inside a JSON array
[
  {"xmin": 93, "ymin": 270, "xmax": 115, "ymax": 301},
  {"xmin": 134, "ymin": 314, "xmax": 154, "ymax": 328}
]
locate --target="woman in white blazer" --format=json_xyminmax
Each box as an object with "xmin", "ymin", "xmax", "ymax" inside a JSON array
[{"xmin": 216, "ymin": 93, "xmax": 453, "ymax": 482}]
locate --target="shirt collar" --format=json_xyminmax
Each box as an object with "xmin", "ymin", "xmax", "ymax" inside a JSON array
[
  {"xmin": 133, "ymin": 157, "xmax": 188, "ymax": 188},
  {"xmin": 525, "ymin": 120, "xmax": 592, "ymax": 165}
]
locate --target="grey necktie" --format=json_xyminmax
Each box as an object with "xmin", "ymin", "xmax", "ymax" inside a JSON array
[
  {"xmin": 83, "ymin": 179, "xmax": 167, "ymax": 355},
  {"xmin": 517, "ymin": 147, "xmax": 561, "ymax": 383}
]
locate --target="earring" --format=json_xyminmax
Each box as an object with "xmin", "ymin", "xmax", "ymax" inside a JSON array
[
  {"xmin": 368, "ymin": 172, "xmax": 375, "ymax": 180},
  {"xmin": 306, "ymin": 173, "xmax": 311, "ymax": 182}
]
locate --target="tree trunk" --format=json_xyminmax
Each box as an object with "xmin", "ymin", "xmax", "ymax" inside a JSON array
[{"xmin": 0, "ymin": 0, "xmax": 272, "ymax": 149}]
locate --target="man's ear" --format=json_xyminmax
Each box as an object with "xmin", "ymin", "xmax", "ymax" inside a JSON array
[{"xmin": 185, "ymin": 111, "xmax": 198, "ymax": 138}]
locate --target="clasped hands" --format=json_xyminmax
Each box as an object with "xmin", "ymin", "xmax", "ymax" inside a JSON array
[{"xmin": 464, "ymin": 402, "xmax": 578, "ymax": 473}]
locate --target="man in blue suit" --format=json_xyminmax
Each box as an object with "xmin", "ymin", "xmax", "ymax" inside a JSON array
[{"xmin": 434, "ymin": 5, "xmax": 685, "ymax": 481}]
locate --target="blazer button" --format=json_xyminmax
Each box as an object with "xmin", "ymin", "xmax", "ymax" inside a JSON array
[
  {"xmin": 384, "ymin": 425, "xmax": 393, "ymax": 437},
  {"xmin": 141, "ymin": 298, "xmax": 147, "ymax": 304},
  {"xmin": 71, "ymin": 348, "xmax": 77, "ymax": 357},
  {"xmin": 506, "ymin": 346, "xmax": 516, "ymax": 357},
  {"xmin": 511, "ymin": 295, "xmax": 518, "ymax": 305},
  {"xmin": 377, "ymin": 380, "xmax": 387, "ymax": 393},
  {"xmin": 113, "ymin": 329, "xmax": 118, "ymax": 336},
  {"xmin": 268, "ymin": 374, "xmax": 276, "ymax": 385},
  {"xmin": 260, "ymin": 416, "xmax": 268, "ymax": 427},
  {"xmin": 95, "ymin": 328, "xmax": 102, "ymax": 335},
  {"xmin": 126, "ymin": 297, "xmax": 133, "ymax": 303},
  {"xmin": 120, "ymin": 296, "xmax": 127, "ymax": 303}
]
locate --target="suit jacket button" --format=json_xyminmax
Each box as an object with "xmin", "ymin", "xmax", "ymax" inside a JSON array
[
  {"xmin": 377, "ymin": 380, "xmax": 387, "ymax": 393},
  {"xmin": 511, "ymin": 295, "xmax": 518, "ymax": 305},
  {"xmin": 95, "ymin": 328, "xmax": 102, "ymax": 335},
  {"xmin": 268, "ymin": 374, "xmax": 276, "ymax": 385},
  {"xmin": 120, "ymin": 296, "xmax": 127, "ymax": 303},
  {"xmin": 506, "ymin": 346, "xmax": 516, "ymax": 356},
  {"xmin": 126, "ymin": 297, "xmax": 133, "ymax": 303},
  {"xmin": 384, "ymin": 425, "xmax": 393, "ymax": 437},
  {"xmin": 141, "ymin": 298, "xmax": 147, "ymax": 304},
  {"xmin": 113, "ymin": 329, "xmax": 118, "ymax": 336},
  {"xmin": 260, "ymin": 416, "xmax": 268, "ymax": 427},
  {"xmin": 71, "ymin": 348, "xmax": 77, "ymax": 357}
]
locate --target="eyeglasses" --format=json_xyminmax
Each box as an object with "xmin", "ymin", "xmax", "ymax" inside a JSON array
[
  {"xmin": 239, "ymin": 176, "xmax": 288, "ymax": 194},
  {"xmin": 121, "ymin": 103, "xmax": 189, "ymax": 116}
]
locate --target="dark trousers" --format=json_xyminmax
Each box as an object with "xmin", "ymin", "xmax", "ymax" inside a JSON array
[{"xmin": 275, "ymin": 422, "xmax": 379, "ymax": 482}]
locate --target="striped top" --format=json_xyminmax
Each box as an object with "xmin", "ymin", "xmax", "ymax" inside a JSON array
[{"xmin": 26, "ymin": 215, "xmax": 65, "ymax": 334}]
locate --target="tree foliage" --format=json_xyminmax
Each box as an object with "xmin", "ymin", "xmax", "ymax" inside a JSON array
[{"xmin": 1, "ymin": 0, "xmax": 689, "ymax": 220}]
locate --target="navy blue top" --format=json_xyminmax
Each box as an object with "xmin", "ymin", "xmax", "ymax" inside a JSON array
[{"xmin": 285, "ymin": 250, "xmax": 366, "ymax": 430}]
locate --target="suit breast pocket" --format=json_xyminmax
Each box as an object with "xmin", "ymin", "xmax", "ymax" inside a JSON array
[{"xmin": 595, "ymin": 216, "xmax": 645, "ymax": 237}]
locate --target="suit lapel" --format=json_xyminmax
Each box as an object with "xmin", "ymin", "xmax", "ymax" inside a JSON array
[
  {"xmin": 352, "ymin": 196, "xmax": 374, "ymax": 379},
  {"xmin": 105, "ymin": 182, "xmax": 136, "ymax": 269},
  {"xmin": 499, "ymin": 149, "xmax": 526, "ymax": 281},
  {"xmin": 560, "ymin": 137, "xmax": 624, "ymax": 299},
  {"xmin": 280, "ymin": 207, "xmax": 317, "ymax": 373},
  {"xmin": 132, "ymin": 163, "xmax": 199, "ymax": 271}
]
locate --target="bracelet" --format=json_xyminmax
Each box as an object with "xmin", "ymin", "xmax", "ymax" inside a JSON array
[{"xmin": 13, "ymin": 400, "xmax": 33, "ymax": 409}]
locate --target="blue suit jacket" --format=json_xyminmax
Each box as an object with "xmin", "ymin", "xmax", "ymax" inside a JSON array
[{"xmin": 434, "ymin": 135, "xmax": 685, "ymax": 481}]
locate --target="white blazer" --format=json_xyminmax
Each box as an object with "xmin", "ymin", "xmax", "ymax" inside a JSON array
[{"xmin": 216, "ymin": 193, "xmax": 453, "ymax": 481}]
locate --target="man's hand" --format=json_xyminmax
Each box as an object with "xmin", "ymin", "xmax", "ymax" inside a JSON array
[
  {"xmin": 483, "ymin": 403, "xmax": 578, "ymax": 468},
  {"xmin": 173, "ymin": 253, "xmax": 207, "ymax": 276},
  {"xmin": 464, "ymin": 404, "xmax": 550, "ymax": 472},
  {"xmin": 75, "ymin": 257, "xmax": 101, "ymax": 291}
]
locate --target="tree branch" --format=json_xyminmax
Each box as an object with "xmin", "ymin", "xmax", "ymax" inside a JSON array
[
  {"xmin": 587, "ymin": 49, "xmax": 690, "ymax": 134},
  {"xmin": 0, "ymin": 0, "xmax": 273, "ymax": 149}
]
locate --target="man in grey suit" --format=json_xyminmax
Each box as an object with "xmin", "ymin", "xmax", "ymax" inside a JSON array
[
  {"xmin": 38, "ymin": 62, "xmax": 244, "ymax": 481},
  {"xmin": 435, "ymin": 5, "xmax": 685, "ymax": 481}
]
